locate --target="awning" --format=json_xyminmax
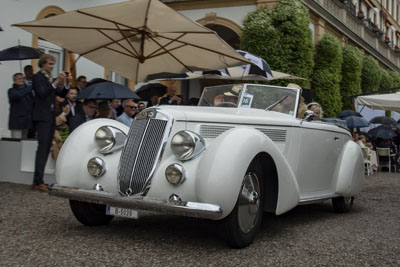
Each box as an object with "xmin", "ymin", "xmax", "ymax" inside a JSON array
[{"xmin": 356, "ymin": 92, "xmax": 400, "ymax": 112}]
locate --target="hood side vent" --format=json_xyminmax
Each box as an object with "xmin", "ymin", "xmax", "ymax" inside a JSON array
[
  {"xmin": 256, "ymin": 128, "xmax": 286, "ymax": 142},
  {"xmin": 200, "ymin": 125, "xmax": 233, "ymax": 138}
]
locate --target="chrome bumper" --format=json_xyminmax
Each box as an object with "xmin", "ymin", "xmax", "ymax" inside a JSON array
[{"xmin": 48, "ymin": 185, "xmax": 223, "ymax": 220}]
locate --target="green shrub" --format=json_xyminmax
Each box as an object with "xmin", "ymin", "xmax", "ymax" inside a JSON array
[
  {"xmin": 340, "ymin": 45, "xmax": 362, "ymax": 110},
  {"xmin": 311, "ymin": 34, "xmax": 342, "ymax": 117},
  {"xmin": 240, "ymin": 0, "xmax": 313, "ymax": 87},
  {"xmin": 379, "ymin": 69, "xmax": 394, "ymax": 91},
  {"xmin": 388, "ymin": 71, "xmax": 400, "ymax": 88},
  {"xmin": 361, "ymin": 56, "xmax": 382, "ymax": 92}
]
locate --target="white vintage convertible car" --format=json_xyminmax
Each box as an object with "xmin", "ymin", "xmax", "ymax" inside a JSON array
[{"xmin": 50, "ymin": 83, "xmax": 364, "ymax": 248}]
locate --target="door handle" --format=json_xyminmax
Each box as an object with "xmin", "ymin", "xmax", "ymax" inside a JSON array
[{"xmin": 334, "ymin": 137, "xmax": 340, "ymax": 140}]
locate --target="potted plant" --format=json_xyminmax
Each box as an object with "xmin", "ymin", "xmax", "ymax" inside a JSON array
[
  {"xmin": 395, "ymin": 45, "xmax": 400, "ymax": 53},
  {"xmin": 357, "ymin": 10, "xmax": 365, "ymax": 20},
  {"xmin": 384, "ymin": 35, "xmax": 391, "ymax": 44}
]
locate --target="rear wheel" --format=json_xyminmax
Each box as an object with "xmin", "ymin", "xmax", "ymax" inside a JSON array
[
  {"xmin": 332, "ymin": 197, "xmax": 354, "ymax": 213},
  {"xmin": 219, "ymin": 162, "xmax": 264, "ymax": 248},
  {"xmin": 69, "ymin": 200, "xmax": 114, "ymax": 226}
]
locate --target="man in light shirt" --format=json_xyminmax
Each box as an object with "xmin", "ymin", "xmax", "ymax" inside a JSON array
[{"xmin": 117, "ymin": 99, "xmax": 136, "ymax": 127}]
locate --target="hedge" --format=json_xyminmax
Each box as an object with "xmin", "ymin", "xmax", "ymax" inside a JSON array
[
  {"xmin": 361, "ymin": 55, "xmax": 382, "ymax": 92},
  {"xmin": 340, "ymin": 45, "xmax": 362, "ymax": 110},
  {"xmin": 311, "ymin": 34, "xmax": 342, "ymax": 117},
  {"xmin": 379, "ymin": 69, "xmax": 394, "ymax": 91},
  {"xmin": 241, "ymin": 0, "xmax": 313, "ymax": 87}
]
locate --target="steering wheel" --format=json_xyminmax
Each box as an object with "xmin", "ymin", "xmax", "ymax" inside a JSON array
[{"xmin": 215, "ymin": 102, "xmax": 237, "ymax": 108}]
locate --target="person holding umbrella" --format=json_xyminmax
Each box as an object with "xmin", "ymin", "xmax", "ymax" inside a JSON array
[
  {"xmin": 8, "ymin": 72, "xmax": 34, "ymax": 139},
  {"xmin": 31, "ymin": 54, "xmax": 71, "ymax": 191}
]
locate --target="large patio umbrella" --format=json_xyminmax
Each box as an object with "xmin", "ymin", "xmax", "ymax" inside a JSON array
[{"xmin": 13, "ymin": 0, "xmax": 249, "ymax": 83}]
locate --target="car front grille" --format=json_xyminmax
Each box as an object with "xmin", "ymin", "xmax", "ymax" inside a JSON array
[{"xmin": 118, "ymin": 112, "xmax": 170, "ymax": 196}]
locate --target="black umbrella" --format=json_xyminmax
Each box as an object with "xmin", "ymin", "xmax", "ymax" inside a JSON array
[
  {"xmin": 77, "ymin": 82, "xmax": 140, "ymax": 100},
  {"xmin": 86, "ymin": 78, "xmax": 108, "ymax": 87},
  {"xmin": 0, "ymin": 45, "xmax": 43, "ymax": 61},
  {"xmin": 368, "ymin": 125, "xmax": 397, "ymax": 140},
  {"xmin": 338, "ymin": 110, "xmax": 362, "ymax": 118},
  {"xmin": 135, "ymin": 83, "xmax": 167, "ymax": 101},
  {"xmin": 344, "ymin": 116, "xmax": 369, "ymax": 128},
  {"xmin": 369, "ymin": 116, "xmax": 397, "ymax": 125}
]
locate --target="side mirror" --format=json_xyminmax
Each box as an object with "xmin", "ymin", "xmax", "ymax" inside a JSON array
[{"xmin": 304, "ymin": 110, "xmax": 315, "ymax": 121}]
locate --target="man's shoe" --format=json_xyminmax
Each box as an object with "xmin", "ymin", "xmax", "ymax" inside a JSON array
[{"xmin": 32, "ymin": 184, "xmax": 47, "ymax": 191}]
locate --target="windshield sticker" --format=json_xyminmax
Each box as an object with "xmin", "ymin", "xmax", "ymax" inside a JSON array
[{"xmin": 241, "ymin": 93, "xmax": 254, "ymax": 108}]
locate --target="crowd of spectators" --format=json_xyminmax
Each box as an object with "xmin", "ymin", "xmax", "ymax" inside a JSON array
[{"xmin": 6, "ymin": 54, "xmax": 158, "ymax": 191}]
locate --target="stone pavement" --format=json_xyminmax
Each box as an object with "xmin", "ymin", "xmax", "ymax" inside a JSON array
[{"xmin": 0, "ymin": 172, "xmax": 399, "ymax": 266}]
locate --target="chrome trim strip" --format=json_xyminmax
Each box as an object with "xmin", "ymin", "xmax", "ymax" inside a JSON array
[
  {"xmin": 48, "ymin": 185, "xmax": 222, "ymax": 220},
  {"xmin": 299, "ymin": 193, "xmax": 341, "ymax": 204}
]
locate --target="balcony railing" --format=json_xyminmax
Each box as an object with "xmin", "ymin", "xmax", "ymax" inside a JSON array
[{"xmin": 310, "ymin": 0, "xmax": 400, "ymax": 70}]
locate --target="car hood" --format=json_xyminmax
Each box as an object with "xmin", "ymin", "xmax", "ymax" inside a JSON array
[{"xmin": 156, "ymin": 105, "xmax": 299, "ymax": 126}]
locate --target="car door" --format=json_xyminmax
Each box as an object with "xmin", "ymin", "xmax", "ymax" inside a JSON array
[{"xmin": 295, "ymin": 121, "xmax": 345, "ymax": 195}]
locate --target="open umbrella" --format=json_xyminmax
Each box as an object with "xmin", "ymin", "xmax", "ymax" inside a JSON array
[
  {"xmin": 343, "ymin": 116, "xmax": 369, "ymax": 128},
  {"xmin": 369, "ymin": 116, "xmax": 397, "ymax": 125},
  {"xmin": 77, "ymin": 81, "xmax": 140, "ymax": 100},
  {"xmin": 14, "ymin": 0, "xmax": 249, "ymax": 83},
  {"xmin": 147, "ymin": 50, "xmax": 305, "ymax": 81},
  {"xmin": 0, "ymin": 45, "xmax": 43, "ymax": 61},
  {"xmin": 86, "ymin": 78, "xmax": 108, "ymax": 87},
  {"xmin": 368, "ymin": 125, "xmax": 397, "ymax": 140},
  {"xmin": 338, "ymin": 110, "xmax": 362, "ymax": 119},
  {"xmin": 135, "ymin": 83, "xmax": 167, "ymax": 101}
]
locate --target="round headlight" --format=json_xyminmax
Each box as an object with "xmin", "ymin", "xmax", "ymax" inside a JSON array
[
  {"xmin": 87, "ymin": 157, "xmax": 106, "ymax": 177},
  {"xmin": 95, "ymin": 126, "xmax": 126, "ymax": 154},
  {"xmin": 171, "ymin": 131, "xmax": 205, "ymax": 161},
  {"xmin": 165, "ymin": 164, "xmax": 185, "ymax": 185}
]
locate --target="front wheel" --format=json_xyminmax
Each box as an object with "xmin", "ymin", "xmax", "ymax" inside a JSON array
[
  {"xmin": 69, "ymin": 200, "xmax": 114, "ymax": 226},
  {"xmin": 332, "ymin": 196, "xmax": 354, "ymax": 213},
  {"xmin": 219, "ymin": 162, "xmax": 264, "ymax": 248}
]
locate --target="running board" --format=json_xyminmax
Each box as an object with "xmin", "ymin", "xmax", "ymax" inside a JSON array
[{"xmin": 299, "ymin": 194, "xmax": 341, "ymax": 205}]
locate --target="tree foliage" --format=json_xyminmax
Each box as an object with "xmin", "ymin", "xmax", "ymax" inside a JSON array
[
  {"xmin": 240, "ymin": 0, "xmax": 314, "ymax": 87},
  {"xmin": 340, "ymin": 45, "xmax": 362, "ymax": 110},
  {"xmin": 311, "ymin": 34, "xmax": 343, "ymax": 117},
  {"xmin": 361, "ymin": 56, "xmax": 382, "ymax": 92}
]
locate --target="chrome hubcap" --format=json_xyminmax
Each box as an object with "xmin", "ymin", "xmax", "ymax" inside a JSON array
[{"xmin": 238, "ymin": 172, "xmax": 261, "ymax": 233}]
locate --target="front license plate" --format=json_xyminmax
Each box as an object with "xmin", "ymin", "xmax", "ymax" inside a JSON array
[{"xmin": 106, "ymin": 206, "xmax": 139, "ymax": 219}]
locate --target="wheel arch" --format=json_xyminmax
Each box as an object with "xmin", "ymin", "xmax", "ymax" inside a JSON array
[{"xmin": 252, "ymin": 152, "xmax": 278, "ymax": 213}]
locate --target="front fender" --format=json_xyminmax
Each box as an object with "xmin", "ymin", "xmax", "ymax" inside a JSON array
[
  {"xmin": 56, "ymin": 119, "xmax": 129, "ymax": 193},
  {"xmin": 332, "ymin": 140, "xmax": 364, "ymax": 196},
  {"xmin": 195, "ymin": 127, "xmax": 300, "ymax": 218}
]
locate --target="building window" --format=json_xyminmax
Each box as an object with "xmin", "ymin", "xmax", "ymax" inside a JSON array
[{"xmin": 309, "ymin": 22, "xmax": 315, "ymax": 42}]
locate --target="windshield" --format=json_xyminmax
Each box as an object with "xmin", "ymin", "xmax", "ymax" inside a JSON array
[{"xmin": 198, "ymin": 84, "xmax": 299, "ymax": 116}]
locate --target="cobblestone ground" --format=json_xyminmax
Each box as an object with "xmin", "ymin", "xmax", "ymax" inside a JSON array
[{"xmin": 0, "ymin": 172, "xmax": 399, "ymax": 266}]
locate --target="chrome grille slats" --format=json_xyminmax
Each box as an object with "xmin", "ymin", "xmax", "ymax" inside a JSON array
[
  {"xmin": 128, "ymin": 119, "xmax": 167, "ymax": 194},
  {"xmin": 118, "ymin": 119, "xmax": 149, "ymax": 195},
  {"xmin": 256, "ymin": 128, "xmax": 287, "ymax": 142},
  {"xmin": 118, "ymin": 114, "xmax": 169, "ymax": 197}
]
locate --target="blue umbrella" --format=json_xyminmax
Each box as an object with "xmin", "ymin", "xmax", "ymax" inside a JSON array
[
  {"xmin": 344, "ymin": 116, "xmax": 369, "ymax": 128},
  {"xmin": 338, "ymin": 110, "xmax": 362, "ymax": 118},
  {"xmin": 368, "ymin": 125, "xmax": 397, "ymax": 140},
  {"xmin": 77, "ymin": 82, "xmax": 140, "ymax": 100}
]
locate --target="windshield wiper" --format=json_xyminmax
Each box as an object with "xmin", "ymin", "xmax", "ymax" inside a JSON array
[{"xmin": 265, "ymin": 96, "xmax": 287, "ymax": 111}]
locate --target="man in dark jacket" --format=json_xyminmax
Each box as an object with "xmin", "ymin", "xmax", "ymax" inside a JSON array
[
  {"xmin": 8, "ymin": 73, "xmax": 34, "ymax": 139},
  {"xmin": 32, "ymin": 54, "xmax": 71, "ymax": 191},
  {"xmin": 68, "ymin": 99, "xmax": 97, "ymax": 133},
  {"xmin": 159, "ymin": 85, "xmax": 182, "ymax": 105}
]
